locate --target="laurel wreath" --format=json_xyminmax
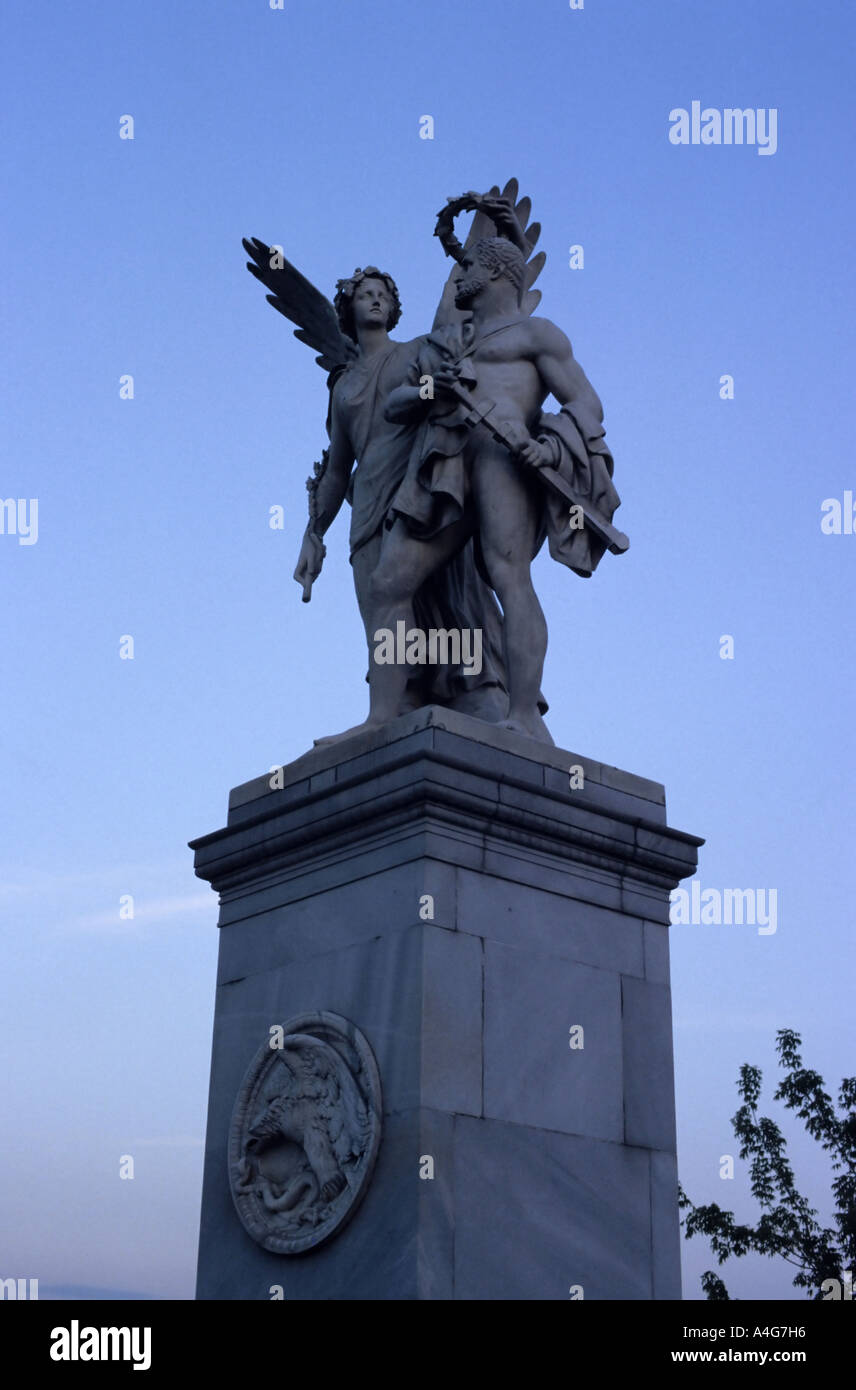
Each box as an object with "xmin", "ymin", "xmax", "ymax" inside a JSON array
[{"xmin": 433, "ymin": 191, "xmax": 491, "ymax": 262}]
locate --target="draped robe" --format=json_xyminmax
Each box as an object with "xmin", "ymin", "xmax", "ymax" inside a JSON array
[{"xmin": 333, "ymin": 335, "xmax": 518, "ymax": 713}]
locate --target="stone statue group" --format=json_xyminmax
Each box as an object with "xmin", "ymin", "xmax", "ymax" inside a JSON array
[{"xmin": 244, "ymin": 180, "xmax": 627, "ymax": 746}]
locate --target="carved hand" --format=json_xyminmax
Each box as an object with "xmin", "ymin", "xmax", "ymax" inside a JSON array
[
  {"xmin": 479, "ymin": 196, "xmax": 528, "ymax": 254},
  {"xmin": 294, "ymin": 528, "xmax": 326, "ymax": 601},
  {"xmin": 432, "ymin": 362, "xmax": 464, "ymax": 399},
  {"xmin": 499, "ymin": 421, "xmax": 553, "ymax": 469}
]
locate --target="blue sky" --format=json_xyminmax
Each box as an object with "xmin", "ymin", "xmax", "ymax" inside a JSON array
[{"xmin": 1, "ymin": 0, "xmax": 854, "ymax": 1299}]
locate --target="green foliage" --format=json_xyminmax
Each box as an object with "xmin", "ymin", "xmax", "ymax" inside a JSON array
[
  {"xmin": 679, "ymin": 1029, "xmax": 856, "ymax": 1299},
  {"xmin": 700, "ymin": 1271, "xmax": 730, "ymax": 1301}
]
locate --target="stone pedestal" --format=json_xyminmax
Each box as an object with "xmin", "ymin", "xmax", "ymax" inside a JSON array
[{"xmin": 191, "ymin": 707, "xmax": 701, "ymax": 1300}]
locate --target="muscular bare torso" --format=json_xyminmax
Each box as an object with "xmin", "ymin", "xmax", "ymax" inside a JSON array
[{"xmin": 464, "ymin": 316, "xmax": 553, "ymax": 433}]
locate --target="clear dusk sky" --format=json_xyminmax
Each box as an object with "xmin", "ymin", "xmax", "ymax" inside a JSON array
[{"xmin": 1, "ymin": 0, "xmax": 854, "ymax": 1300}]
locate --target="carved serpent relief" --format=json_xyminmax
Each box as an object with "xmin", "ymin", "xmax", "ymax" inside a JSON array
[{"xmin": 228, "ymin": 1011, "xmax": 382, "ymax": 1255}]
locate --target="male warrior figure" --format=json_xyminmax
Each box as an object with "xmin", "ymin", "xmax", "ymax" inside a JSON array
[{"xmin": 368, "ymin": 207, "xmax": 622, "ymax": 741}]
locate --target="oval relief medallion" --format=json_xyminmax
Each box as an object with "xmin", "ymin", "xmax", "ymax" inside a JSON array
[{"xmin": 228, "ymin": 1011, "xmax": 382, "ymax": 1254}]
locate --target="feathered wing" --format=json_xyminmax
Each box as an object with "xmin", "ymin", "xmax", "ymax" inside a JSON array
[
  {"xmin": 431, "ymin": 178, "xmax": 546, "ymax": 331},
  {"xmin": 280, "ymin": 1038, "xmax": 371, "ymax": 1167},
  {"xmin": 242, "ymin": 236, "xmax": 354, "ymax": 375},
  {"xmin": 321, "ymin": 1057, "xmax": 372, "ymax": 1168}
]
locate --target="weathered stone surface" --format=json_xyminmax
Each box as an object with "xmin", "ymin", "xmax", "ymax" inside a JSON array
[
  {"xmin": 456, "ymin": 870, "xmax": 646, "ymax": 977},
  {"xmin": 622, "ymin": 976, "xmax": 678, "ymax": 1151},
  {"xmin": 644, "ymin": 919, "xmax": 671, "ymax": 985},
  {"xmin": 226, "ymin": 707, "xmax": 666, "ymax": 818},
  {"xmin": 421, "ymin": 927, "xmax": 483, "ymax": 1115},
  {"xmin": 651, "ymin": 1149, "xmax": 683, "ymax": 1300},
  {"xmin": 453, "ymin": 1118, "xmax": 653, "ymax": 1300},
  {"xmin": 484, "ymin": 942, "xmax": 624, "ymax": 1142}
]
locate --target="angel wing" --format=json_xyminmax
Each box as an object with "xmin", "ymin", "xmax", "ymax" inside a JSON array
[
  {"xmin": 432, "ymin": 177, "xmax": 546, "ymax": 331},
  {"xmin": 242, "ymin": 237, "xmax": 355, "ymax": 375}
]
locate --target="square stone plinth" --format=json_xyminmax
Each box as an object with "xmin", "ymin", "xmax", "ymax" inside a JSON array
[{"xmin": 191, "ymin": 707, "xmax": 700, "ymax": 1300}]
